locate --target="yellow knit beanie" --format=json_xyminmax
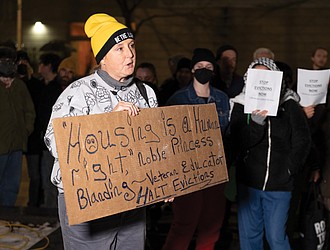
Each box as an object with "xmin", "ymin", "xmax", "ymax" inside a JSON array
[{"xmin": 84, "ymin": 13, "xmax": 134, "ymax": 64}]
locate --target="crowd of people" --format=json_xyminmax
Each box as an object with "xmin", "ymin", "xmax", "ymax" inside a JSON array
[{"xmin": 0, "ymin": 12, "xmax": 329, "ymax": 250}]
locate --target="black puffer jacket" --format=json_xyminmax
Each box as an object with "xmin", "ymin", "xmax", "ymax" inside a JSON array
[{"xmin": 230, "ymin": 99, "xmax": 311, "ymax": 191}]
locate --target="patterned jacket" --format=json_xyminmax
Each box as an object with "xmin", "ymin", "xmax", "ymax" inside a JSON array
[{"xmin": 44, "ymin": 70, "xmax": 157, "ymax": 193}]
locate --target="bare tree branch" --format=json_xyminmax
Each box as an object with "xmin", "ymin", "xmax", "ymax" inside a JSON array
[{"xmin": 116, "ymin": 0, "xmax": 143, "ymax": 33}]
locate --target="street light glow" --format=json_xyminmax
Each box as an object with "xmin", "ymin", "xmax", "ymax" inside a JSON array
[{"xmin": 33, "ymin": 21, "xmax": 46, "ymax": 34}]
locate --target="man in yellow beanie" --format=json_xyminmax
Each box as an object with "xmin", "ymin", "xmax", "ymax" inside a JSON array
[
  {"xmin": 57, "ymin": 56, "xmax": 77, "ymax": 89},
  {"xmin": 44, "ymin": 13, "xmax": 158, "ymax": 249}
]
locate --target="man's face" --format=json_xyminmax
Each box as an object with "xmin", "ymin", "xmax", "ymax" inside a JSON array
[
  {"xmin": 311, "ymin": 49, "xmax": 328, "ymax": 69},
  {"xmin": 38, "ymin": 63, "xmax": 52, "ymax": 78},
  {"xmin": 101, "ymin": 39, "xmax": 136, "ymax": 82},
  {"xmin": 218, "ymin": 50, "xmax": 237, "ymax": 74},
  {"xmin": 58, "ymin": 67, "xmax": 75, "ymax": 87}
]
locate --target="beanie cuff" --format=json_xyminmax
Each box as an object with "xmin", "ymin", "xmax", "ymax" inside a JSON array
[{"xmin": 95, "ymin": 28, "xmax": 134, "ymax": 64}]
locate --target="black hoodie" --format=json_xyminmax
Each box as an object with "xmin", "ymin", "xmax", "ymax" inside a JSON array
[{"xmin": 229, "ymin": 57, "xmax": 311, "ymax": 191}]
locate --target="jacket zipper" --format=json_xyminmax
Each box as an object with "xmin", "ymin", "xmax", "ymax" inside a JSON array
[{"xmin": 262, "ymin": 119, "xmax": 271, "ymax": 191}]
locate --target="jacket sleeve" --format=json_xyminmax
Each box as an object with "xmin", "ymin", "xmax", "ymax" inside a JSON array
[
  {"xmin": 286, "ymin": 100, "xmax": 312, "ymax": 175},
  {"xmin": 21, "ymin": 79, "xmax": 36, "ymax": 136},
  {"xmin": 44, "ymin": 86, "xmax": 88, "ymax": 160},
  {"xmin": 230, "ymin": 103, "xmax": 267, "ymax": 157}
]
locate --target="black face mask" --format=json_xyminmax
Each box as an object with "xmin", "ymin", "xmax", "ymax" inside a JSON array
[{"xmin": 194, "ymin": 68, "xmax": 213, "ymax": 84}]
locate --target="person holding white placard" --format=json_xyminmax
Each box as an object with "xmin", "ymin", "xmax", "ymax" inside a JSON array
[
  {"xmin": 288, "ymin": 48, "xmax": 329, "ymax": 247},
  {"xmin": 229, "ymin": 57, "xmax": 311, "ymax": 250}
]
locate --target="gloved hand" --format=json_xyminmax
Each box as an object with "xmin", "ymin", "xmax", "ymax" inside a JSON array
[{"xmin": 251, "ymin": 110, "xmax": 268, "ymax": 125}]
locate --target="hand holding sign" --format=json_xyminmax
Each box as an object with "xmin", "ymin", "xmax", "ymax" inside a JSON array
[
  {"xmin": 302, "ymin": 105, "xmax": 315, "ymax": 119},
  {"xmin": 244, "ymin": 69, "xmax": 283, "ymax": 116},
  {"xmin": 251, "ymin": 110, "xmax": 268, "ymax": 125},
  {"xmin": 52, "ymin": 104, "xmax": 228, "ymax": 225},
  {"xmin": 297, "ymin": 69, "xmax": 330, "ymax": 107}
]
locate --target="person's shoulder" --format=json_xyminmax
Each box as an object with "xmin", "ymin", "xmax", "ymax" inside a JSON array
[
  {"xmin": 12, "ymin": 77, "xmax": 25, "ymax": 84},
  {"xmin": 160, "ymin": 77, "xmax": 177, "ymax": 89},
  {"xmin": 172, "ymin": 85, "xmax": 190, "ymax": 96},
  {"xmin": 233, "ymin": 73, "xmax": 244, "ymax": 82},
  {"xmin": 12, "ymin": 77, "xmax": 29, "ymax": 90},
  {"xmin": 282, "ymin": 98, "xmax": 304, "ymax": 114},
  {"xmin": 211, "ymin": 86, "xmax": 229, "ymax": 99},
  {"xmin": 166, "ymin": 87, "xmax": 189, "ymax": 105},
  {"xmin": 67, "ymin": 73, "xmax": 98, "ymax": 89}
]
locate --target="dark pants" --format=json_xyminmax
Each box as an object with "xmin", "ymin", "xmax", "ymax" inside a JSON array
[
  {"xmin": 163, "ymin": 184, "xmax": 226, "ymax": 250},
  {"xmin": 0, "ymin": 151, "xmax": 22, "ymax": 206}
]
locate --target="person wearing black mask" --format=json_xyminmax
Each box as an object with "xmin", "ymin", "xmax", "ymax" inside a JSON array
[{"xmin": 162, "ymin": 48, "xmax": 230, "ymax": 250}]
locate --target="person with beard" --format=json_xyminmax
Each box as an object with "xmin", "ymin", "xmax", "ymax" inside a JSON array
[
  {"xmin": 57, "ymin": 55, "xmax": 77, "ymax": 89},
  {"xmin": 311, "ymin": 47, "xmax": 328, "ymax": 70},
  {"xmin": 0, "ymin": 46, "xmax": 35, "ymax": 206},
  {"xmin": 39, "ymin": 55, "xmax": 77, "ymax": 208},
  {"xmin": 162, "ymin": 48, "xmax": 229, "ymax": 250},
  {"xmin": 230, "ymin": 57, "xmax": 311, "ymax": 250},
  {"xmin": 213, "ymin": 45, "xmax": 244, "ymax": 98}
]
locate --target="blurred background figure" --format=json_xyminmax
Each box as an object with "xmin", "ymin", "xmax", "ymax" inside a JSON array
[
  {"xmin": 135, "ymin": 62, "xmax": 160, "ymax": 99},
  {"xmin": 57, "ymin": 55, "xmax": 78, "ymax": 90},
  {"xmin": 311, "ymin": 47, "xmax": 328, "ymax": 70},
  {"xmin": 16, "ymin": 50, "xmax": 45, "ymax": 207},
  {"xmin": 275, "ymin": 61, "xmax": 294, "ymax": 89},
  {"xmin": 167, "ymin": 54, "xmax": 184, "ymax": 79},
  {"xmin": 39, "ymin": 55, "xmax": 77, "ymax": 208},
  {"xmin": 158, "ymin": 57, "xmax": 193, "ymax": 106},
  {"xmin": 213, "ymin": 44, "xmax": 244, "ymax": 98},
  {"xmin": 0, "ymin": 46, "xmax": 35, "ymax": 206},
  {"xmin": 253, "ymin": 47, "xmax": 275, "ymax": 60}
]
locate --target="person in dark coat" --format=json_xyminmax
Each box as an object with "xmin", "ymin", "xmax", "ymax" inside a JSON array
[{"xmin": 230, "ymin": 57, "xmax": 311, "ymax": 250}]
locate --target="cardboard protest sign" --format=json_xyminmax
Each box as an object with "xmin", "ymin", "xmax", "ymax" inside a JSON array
[
  {"xmin": 52, "ymin": 103, "xmax": 228, "ymax": 225},
  {"xmin": 244, "ymin": 68, "xmax": 283, "ymax": 116},
  {"xmin": 297, "ymin": 68, "xmax": 330, "ymax": 107}
]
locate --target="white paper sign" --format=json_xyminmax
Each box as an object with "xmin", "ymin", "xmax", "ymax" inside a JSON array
[
  {"xmin": 297, "ymin": 68, "xmax": 330, "ymax": 107},
  {"xmin": 244, "ymin": 69, "xmax": 283, "ymax": 116}
]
